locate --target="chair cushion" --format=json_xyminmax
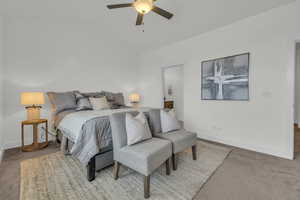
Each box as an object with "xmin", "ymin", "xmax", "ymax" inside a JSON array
[
  {"xmin": 116, "ymin": 137, "xmax": 172, "ymax": 175},
  {"xmin": 155, "ymin": 130, "xmax": 197, "ymax": 154}
]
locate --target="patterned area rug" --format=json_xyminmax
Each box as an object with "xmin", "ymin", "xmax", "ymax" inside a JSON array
[{"xmin": 20, "ymin": 141, "xmax": 231, "ymax": 200}]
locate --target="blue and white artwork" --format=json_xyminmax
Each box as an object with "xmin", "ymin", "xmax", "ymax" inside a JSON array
[{"xmin": 201, "ymin": 53, "xmax": 249, "ymax": 100}]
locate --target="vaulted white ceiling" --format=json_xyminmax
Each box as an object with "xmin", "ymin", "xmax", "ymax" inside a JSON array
[{"xmin": 0, "ymin": 0, "xmax": 296, "ymax": 50}]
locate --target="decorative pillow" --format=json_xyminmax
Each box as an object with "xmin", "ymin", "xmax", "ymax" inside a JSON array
[
  {"xmin": 113, "ymin": 93, "xmax": 125, "ymax": 106},
  {"xmin": 101, "ymin": 91, "xmax": 125, "ymax": 107},
  {"xmin": 101, "ymin": 91, "xmax": 115, "ymax": 102},
  {"xmin": 74, "ymin": 91, "xmax": 92, "ymax": 111},
  {"xmin": 89, "ymin": 97, "xmax": 110, "ymax": 110},
  {"xmin": 47, "ymin": 91, "xmax": 77, "ymax": 114},
  {"xmin": 82, "ymin": 92, "xmax": 105, "ymax": 98},
  {"xmin": 126, "ymin": 112, "xmax": 152, "ymax": 146},
  {"xmin": 160, "ymin": 109, "xmax": 181, "ymax": 133}
]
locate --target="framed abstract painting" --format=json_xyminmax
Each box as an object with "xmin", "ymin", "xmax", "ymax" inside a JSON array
[{"xmin": 201, "ymin": 53, "xmax": 250, "ymax": 101}]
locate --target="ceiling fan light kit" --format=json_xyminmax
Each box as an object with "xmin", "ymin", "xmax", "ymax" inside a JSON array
[
  {"xmin": 134, "ymin": 0, "xmax": 153, "ymax": 14},
  {"xmin": 107, "ymin": 0, "xmax": 173, "ymax": 26}
]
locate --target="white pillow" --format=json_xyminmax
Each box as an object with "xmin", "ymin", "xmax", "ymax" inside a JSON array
[
  {"xmin": 126, "ymin": 112, "xmax": 152, "ymax": 146},
  {"xmin": 89, "ymin": 97, "xmax": 110, "ymax": 110},
  {"xmin": 160, "ymin": 109, "xmax": 181, "ymax": 133}
]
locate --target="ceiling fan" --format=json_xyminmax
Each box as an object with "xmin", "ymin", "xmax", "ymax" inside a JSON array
[{"xmin": 107, "ymin": 0, "xmax": 174, "ymax": 25}]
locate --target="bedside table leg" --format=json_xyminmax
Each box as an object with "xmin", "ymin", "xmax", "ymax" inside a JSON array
[
  {"xmin": 45, "ymin": 121, "xmax": 48, "ymax": 143},
  {"xmin": 33, "ymin": 124, "xmax": 39, "ymax": 149},
  {"xmin": 21, "ymin": 124, "xmax": 24, "ymax": 151}
]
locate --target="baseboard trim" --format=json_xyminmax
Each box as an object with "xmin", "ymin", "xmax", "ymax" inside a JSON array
[
  {"xmin": 0, "ymin": 149, "xmax": 3, "ymax": 164},
  {"xmin": 4, "ymin": 135, "xmax": 56, "ymax": 150},
  {"xmin": 3, "ymin": 133, "xmax": 292, "ymax": 160},
  {"xmin": 3, "ymin": 141, "xmax": 21, "ymax": 149},
  {"xmin": 197, "ymin": 133, "xmax": 293, "ymax": 160}
]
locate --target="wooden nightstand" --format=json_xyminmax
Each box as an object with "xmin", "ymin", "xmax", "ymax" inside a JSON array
[{"xmin": 21, "ymin": 119, "xmax": 48, "ymax": 152}]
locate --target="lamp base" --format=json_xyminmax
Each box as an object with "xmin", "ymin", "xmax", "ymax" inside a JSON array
[{"xmin": 26, "ymin": 106, "xmax": 41, "ymax": 121}]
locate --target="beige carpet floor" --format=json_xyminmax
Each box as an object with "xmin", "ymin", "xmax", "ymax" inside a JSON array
[
  {"xmin": 0, "ymin": 142, "xmax": 59, "ymax": 200},
  {"xmin": 20, "ymin": 141, "xmax": 231, "ymax": 200},
  {"xmin": 194, "ymin": 148, "xmax": 300, "ymax": 200}
]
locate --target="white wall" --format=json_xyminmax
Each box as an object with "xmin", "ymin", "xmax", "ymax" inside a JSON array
[
  {"xmin": 2, "ymin": 18, "xmax": 139, "ymax": 149},
  {"xmin": 163, "ymin": 65, "xmax": 184, "ymax": 121},
  {"xmin": 138, "ymin": 1, "xmax": 300, "ymax": 159},
  {"xmin": 295, "ymin": 44, "xmax": 300, "ymax": 124}
]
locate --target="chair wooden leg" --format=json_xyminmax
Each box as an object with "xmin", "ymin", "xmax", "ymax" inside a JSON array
[
  {"xmin": 87, "ymin": 156, "xmax": 96, "ymax": 182},
  {"xmin": 192, "ymin": 145, "xmax": 197, "ymax": 160},
  {"xmin": 113, "ymin": 161, "xmax": 120, "ymax": 180},
  {"xmin": 166, "ymin": 158, "xmax": 171, "ymax": 175},
  {"xmin": 144, "ymin": 175, "xmax": 150, "ymax": 199},
  {"xmin": 172, "ymin": 154, "xmax": 177, "ymax": 170}
]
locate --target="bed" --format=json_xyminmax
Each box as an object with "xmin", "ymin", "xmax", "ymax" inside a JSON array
[{"xmin": 47, "ymin": 91, "xmax": 150, "ymax": 181}]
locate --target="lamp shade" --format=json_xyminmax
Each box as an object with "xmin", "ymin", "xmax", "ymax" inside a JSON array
[
  {"xmin": 129, "ymin": 93, "xmax": 140, "ymax": 103},
  {"xmin": 21, "ymin": 92, "xmax": 45, "ymax": 105}
]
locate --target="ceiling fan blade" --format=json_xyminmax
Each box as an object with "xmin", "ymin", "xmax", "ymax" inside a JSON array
[
  {"xmin": 152, "ymin": 6, "xmax": 173, "ymax": 19},
  {"xmin": 136, "ymin": 13, "xmax": 144, "ymax": 26},
  {"xmin": 107, "ymin": 3, "xmax": 133, "ymax": 9}
]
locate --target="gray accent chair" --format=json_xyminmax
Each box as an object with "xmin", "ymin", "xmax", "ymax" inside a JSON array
[
  {"xmin": 148, "ymin": 109, "xmax": 197, "ymax": 170},
  {"xmin": 109, "ymin": 112, "xmax": 172, "ymax": 199}
]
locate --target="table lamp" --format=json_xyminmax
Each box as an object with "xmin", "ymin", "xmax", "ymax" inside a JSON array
[
  {"xmin": 21, "ymin": 92, "xmax": 45, "ymax": 120},
  {"xmin": 129, "ymin": 93, "xmax": 140, "ymax": 108}
]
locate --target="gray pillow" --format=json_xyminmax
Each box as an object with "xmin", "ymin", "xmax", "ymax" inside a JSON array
[
  {"xmin": 101, "ymin": 91, "xmax": 115, "ymax": 102},
  {"xmin": 82, "ymin": 92, "xmax": 105, "ymax": 98},
  {"xmin": 74, "ymin": 91, "xmax": 92, "ymax": 111},
  {"xmin": 47, "ymin": 91, "xmax": 77, "ymax": 114},
  {"xmin": 114, "ymin": 93, "xmax": 125, "ymax": 106},
  {"xmin": 102, "ymin": 91, "xmax": 125, "ymax": 107}
]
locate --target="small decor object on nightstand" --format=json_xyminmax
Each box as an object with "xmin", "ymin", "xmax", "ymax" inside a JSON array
[
  {"xmin": 164, "ymin": 100, "xmax": 174, "ymax": 109},
  {"xmin": 129, "ymin": 93, "xmax": 140, "ymax": 108},
  {"xmin": 21, "ymin": 92, "xmax": 45, "ymax": 120},
  {"xmin": 21, "ymin": 119, "xmax": 48, "ymax": 152}
]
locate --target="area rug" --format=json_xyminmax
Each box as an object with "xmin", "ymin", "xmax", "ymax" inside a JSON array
[{"xmin": 20, "ymin": 141, "xmax": 231, "ymax": 200}]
